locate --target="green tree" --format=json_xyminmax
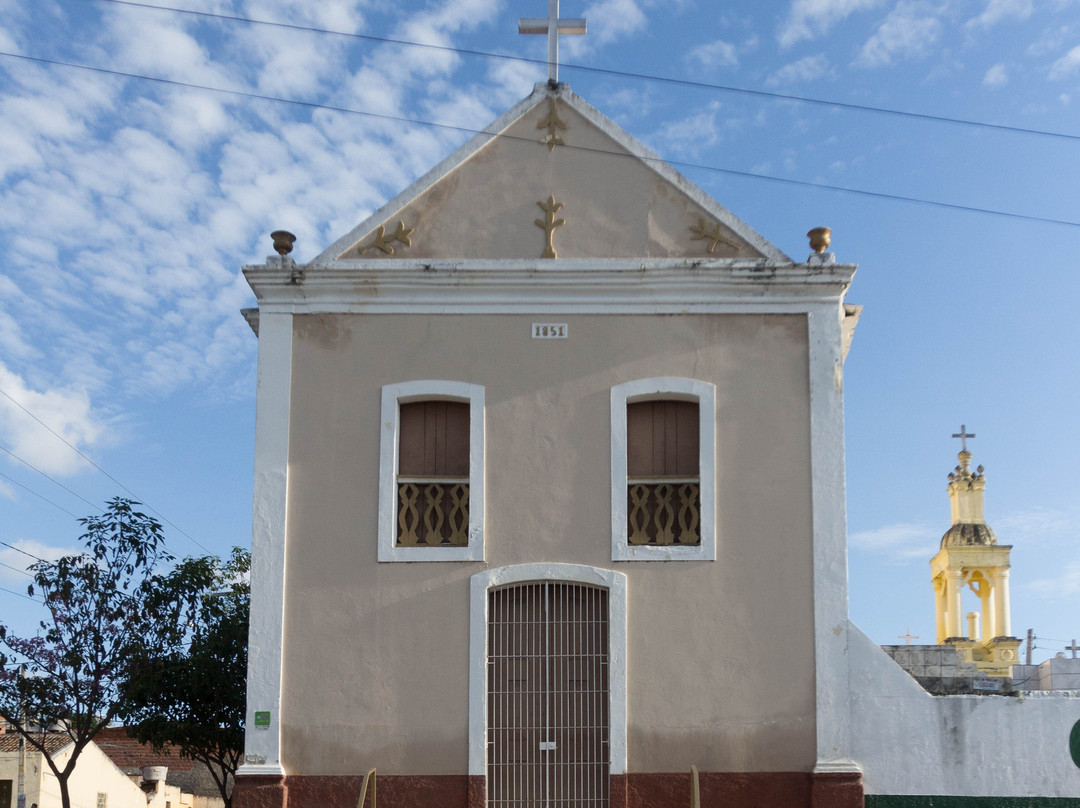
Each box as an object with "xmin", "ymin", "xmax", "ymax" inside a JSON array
[
  {"xmin": 121, "ymin": 547, "xmax": 250, "ymax": 808},
  {"xmin": 0, "ymin": 498, "xmax": 199, "ymax": 808}
]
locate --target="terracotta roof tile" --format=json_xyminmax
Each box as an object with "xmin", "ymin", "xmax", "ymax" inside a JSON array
[
  {"xmin": 92, "ymin": 727, "xmax": 197, "ymax": 772},
  {"xmin": 0, "ymin": 733, "xmax": 72, "ymax": 754}
]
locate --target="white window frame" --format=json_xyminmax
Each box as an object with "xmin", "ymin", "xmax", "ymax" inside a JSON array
[
  {"xmin": 610, "ymin": 377, "xmax": 716, "ymax": 562},
  {"xmin": 379, "ymin": 380, "xmax": 485, "ymax": 562}
]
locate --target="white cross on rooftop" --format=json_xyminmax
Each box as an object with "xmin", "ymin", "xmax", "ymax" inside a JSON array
[{"xmin": 519, "ymin": 0, "xmax": 586, "ymax": 84}]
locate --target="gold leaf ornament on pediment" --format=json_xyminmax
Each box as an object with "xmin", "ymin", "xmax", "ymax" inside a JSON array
[
  {"xmin": 689, "ymin": 218, "xmax": 740, "ymax": 254},
  {"xmin": 359, "ymin": 220, "xmax": 415, "ymax": 255},
  {"xmin": 537, "ymin": 98, "xmax": 567, "ymax": 151},
  {"xmin": 535, "ymin": 194, "xmax": 566, "ymax": 259}
]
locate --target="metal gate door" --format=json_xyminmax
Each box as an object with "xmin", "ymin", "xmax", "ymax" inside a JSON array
[{"xmin": 487, "ymin": 581, "xmax": 610, "ymax": 808}]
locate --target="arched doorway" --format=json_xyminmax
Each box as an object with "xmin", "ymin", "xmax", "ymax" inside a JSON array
[{"xmin": 469, "ymin": 565, "xmax": 627, "ymax": 808}]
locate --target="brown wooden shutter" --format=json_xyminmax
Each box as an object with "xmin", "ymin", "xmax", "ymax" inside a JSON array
[
  {"xmin": 399, "ymin": 400, "xmax": 470, "ymax": 477},
  {"xmin": 626, "ymin": 400, "xmax": 699, "ymax": 477}
]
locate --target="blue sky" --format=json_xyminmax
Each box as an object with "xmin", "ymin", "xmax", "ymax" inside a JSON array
[{"xmin": 1, "ymin": 0, "xmax": 1079, "ymax": 663}]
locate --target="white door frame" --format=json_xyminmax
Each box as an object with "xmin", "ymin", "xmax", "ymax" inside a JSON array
[{"xmin": 469, "ymin": 564, "xmax": 628, "ymax": 782}]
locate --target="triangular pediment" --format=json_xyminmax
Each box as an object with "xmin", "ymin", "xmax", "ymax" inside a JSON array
[{"xmin": 314, "ymin": 85, "xmax": 790, "ymax": 265}]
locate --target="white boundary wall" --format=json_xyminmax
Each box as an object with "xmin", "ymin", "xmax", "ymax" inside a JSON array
[{"xmin": 850, "ymin": 624, "xmax": 1080, "ymax": 797}]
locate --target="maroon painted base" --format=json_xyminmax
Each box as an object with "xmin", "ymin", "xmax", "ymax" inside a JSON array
[
  {"xmin": 233, "ymin": 774, "xmax": 486, "ymax": 808},
  {"xmin": 232, "ymin": 775, "xmax": 287, "ymax": 808},
  {"xmin": 811, "ymin": 770, "xmax": 864, "ymax": 808},
  {"xmin": 616, "ymin": 770, "xmax": 863, "ymax": 808},
  {"xmin": 233, "ymin": 770, "xmax": 861, "ymax": 808}
]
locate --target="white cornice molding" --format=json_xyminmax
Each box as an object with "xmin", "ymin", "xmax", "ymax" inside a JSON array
[{"xmin": 243, "ymin": 259, "xmax": 857, "ymax": 314}]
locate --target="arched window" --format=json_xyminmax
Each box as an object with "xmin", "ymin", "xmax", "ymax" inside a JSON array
[
  {"xmin": 379, "ymin": 380, "xmax": 485, "ymax": 561},
  {"xmin": 610, "ymin": 378, "xmax": 716, "ymax": 561}
]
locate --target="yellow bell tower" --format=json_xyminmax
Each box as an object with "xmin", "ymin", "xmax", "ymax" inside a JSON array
[{"xmin": 930, "ymin": 426, "xmax": 1021, "ymax": 676}]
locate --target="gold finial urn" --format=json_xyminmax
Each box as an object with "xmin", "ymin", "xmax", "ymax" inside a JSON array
[
  {"xmin": 807, "ymin": 227, "xmax": 831, "ymax": 254},
  {"xmin": 271, "ymin": 230, "xmax": 296, "ymax": 256}
]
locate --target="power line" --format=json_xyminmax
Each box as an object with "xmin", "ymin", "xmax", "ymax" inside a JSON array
[
  {"xmin": 0, "ymin": 540, "xmax": 46, "ymax": 604},
  {"xmin": 0, "ymin": 560, "xmax": 33, "ymax": 578},
  {"xmin": 0, "ymin": 445, "xmax": 101, "ymax": 511},
  {"xmin": 0, "ymin": 470, "xmax": 80, "ymax": 518},
  {"xmin": 0, "ymin": 386, "xmax": 138, "ymax": 503},
  {"xmin": 0, "ymin": 541, "xmax": 44, "ymax": 562},
  {"xmin": 0, "ymin": 541, "xmax": 47, "ymax": 601},
  {"xmin": 1, "ymin": 51, "xmax": 1078, "ymax": 229},
  {"xmin": 71, "ymin": 0, "xmax": 1080, "ymax": 144},
  {"xmin": 0, "ymin": 385, "xmax": 211, "ymax": 553},
  {"xmin": 0, "ymin": 584, "xmax": 38, "ymax": 603}
]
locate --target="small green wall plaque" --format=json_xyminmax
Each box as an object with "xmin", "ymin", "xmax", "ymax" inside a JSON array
[
  {"xmin": 255, "ymin": 711, "xmax": 271, "ymax": 730},
  {"xmin": 1070, "ymin": 719, "xmax": 1080, "ymax": 769}
]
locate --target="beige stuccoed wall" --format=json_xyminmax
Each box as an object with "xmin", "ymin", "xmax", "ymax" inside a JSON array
[{"xmin": 280, "ymin": 312, "xmax": 815, "ymax": 776}]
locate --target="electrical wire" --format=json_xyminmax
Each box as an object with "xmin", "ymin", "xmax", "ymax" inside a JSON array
[
  {"xmin": 0, "ymin": 470, "xmax": 80, "ymax": 519},
  {"xmin": 1, "ymin": 51, "xmax": 1078, "ymax": 229},
  {"xmin": 0, "ymin": 385, "xmax": 211, "ymax": 553},
  {"xmin": 0, "ymin": 542, "xmax": 41, "ymax": 603},
  {"xmin": 69, "ymin": 0, "xmax": 1080, "ymax": 144},
  {"xmin": 0, "ymin": 585, "xmax": 38, "ymax": 603},
  {"xmin": 0, "ymin": 560, "xmax": 33, "ymax": 578},
  {"xmin": 0, "ymin": 540, "xmax": 43, "ymax": 562},
  {"xmin": 0, "ymin": 445, "xmax": 101, "ymax": 511}
]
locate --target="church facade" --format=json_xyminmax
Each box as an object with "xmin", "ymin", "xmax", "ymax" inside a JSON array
[{"xmin": 234, "ymin": 82, "xmax": 862, "ymax": 808}]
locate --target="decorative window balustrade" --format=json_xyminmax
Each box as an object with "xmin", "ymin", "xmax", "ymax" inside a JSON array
[
  {"xmin": 396, "ymin": 478, "xmax": 470, "ymax": 546},
  {"xmin": 626, "ymin": 478, "xmax": 701, "ymax": 546}
]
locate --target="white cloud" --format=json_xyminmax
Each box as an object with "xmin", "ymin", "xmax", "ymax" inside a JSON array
[
  {"xmin": 0, "ymin": 311, "xmax": 35, "ymax": 364},
  {"xmin": 854, "ymin": 1, "xmax": 944, "ymax": 68},
  {"xmin": 650, "ymin": 101, "xmax": 725, "ymax": 157},
  {"xmin": 576, "ymin": 0, "xmax": 647, "ymax": 47},
  {"xmin": 486, "ymin": 55, "xmax": 542, "ymax": 106},
  {"xmin": 687, "ymin": 39, "xmax": 739, "ymax": 70},
  {"xmin": 423, "ymin": 87, "xmax": 496, "ymax": 132},
  {"xmin": 1029, "ymin": 561, "xmax": 1080, "ymax": 598},
  {"xmin": 413, "ymin": 0, "xmax": 502, "ymax": 34},
  {"xmin": 997, "ymin": 506, "xmax": 1080, "ymax": 546},
  {"xmin": 0, "ymin": 365, "xmax": 108, "ymax": 476},
  {"xmin": 0, "ymin": 24, "xmax": 17, "ymax": 52},
  {"xmin": 966, "ymin": 0, "xmax": 1033, "ymax": 28},
  {"xmin": 279, "ymin": 0, "xmax": 367, "ymax": 32},
  {"xmin": 983, "ymin": 62, "xmax": 1009, "ymax": 85},
  {"xmin": 778, "ymin": 0, "xmax": 882, "ymax": 48},
  {"xmin": 0, "ymin": 539, "xmax": 76, "ymax": 586},
  {"xmin": 105, "ymin": 14, "xmax": 229, "ymax": 87},
  {"xmin": 1050, "ymin": 44, "xmax": 1080, "ymax": 78},
  {"xmin": 1025, "ymin": 23, "xmax": 1074, "ymax": 57},
  {"xmin": 767, "ymin": 54, "xmax": 834, "ymax": 86},
  {"xmin": 849, "ymin": 521, "xmax": 940, "ymax": 563},
  {"xmin": 0, "ymin": 277, "xmax": 35, "ymax": 361},
  {"xmin": 256, "ymin": 37, "xmax": 350, "ymax": 99}
]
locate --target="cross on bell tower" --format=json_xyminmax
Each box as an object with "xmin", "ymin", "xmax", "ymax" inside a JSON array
[
  {"xmin": 519, "ymin": 0, "xmax": 587, "ymax": 84},
  {"xmin": 952, "ymin": 424, "xmax": 975, "ymax": 452}
]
